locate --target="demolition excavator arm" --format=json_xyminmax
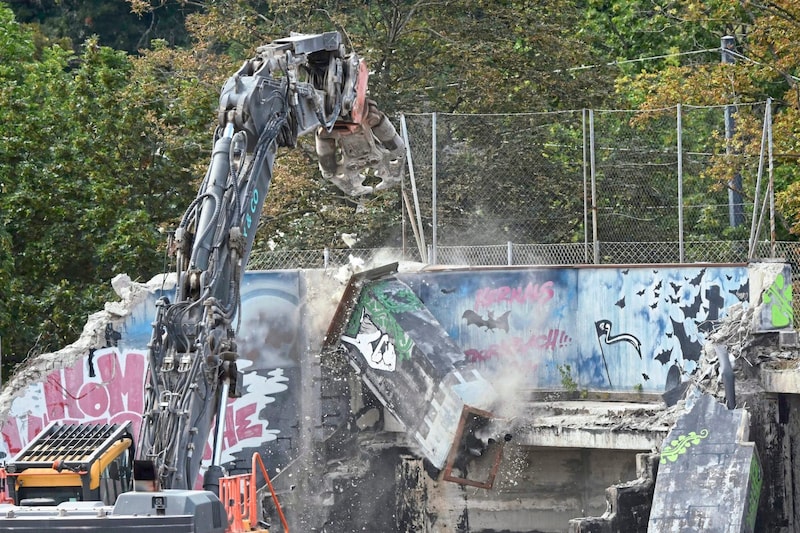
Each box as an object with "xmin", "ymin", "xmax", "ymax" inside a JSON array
[{"xmin": 136, "ymin": 31, "xmax": 404, "ymax": 491}]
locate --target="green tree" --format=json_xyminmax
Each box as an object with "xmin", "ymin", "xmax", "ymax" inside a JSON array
[
  {"xmin": 599, "ymin": 0, "xmax": 800, "ymax": 238},
  {"xmin": 7, "ymin": 0, "xmax": 198, "ymax": 53},
  {"xmin": 0, "ymin": 6, "xmax": 217, "ymax": 370},
  {"xmin": 124, "ymin": 0, "xmax": 625, "ymax": 253}
]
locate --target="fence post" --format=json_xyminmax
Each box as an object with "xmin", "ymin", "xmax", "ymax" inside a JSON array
[
  {"xmin": 589, "ymin": 109, "xmax": 599, "ymax": 264},
  {"xmin": 400, "ymin": 114, "xmax": 428, "ymax": 262},
  {"xmin": 748, "ymin": 98, "xmax": 771, "ymax": 259},
  {"xmin": 323, "ymin": 247, "xmax": 329, "ymax": 270},
  {"xmin": 582, "ymin": 109, "xmax": 590, "ymax": 263},
  {"xmin": 507, "ymin": 241, "xmax": 513, "ymax": 266},
  {"xmin": 722, "ymin": 36, "xmax": 745, "ymax": 227},
  {"xmin": 677, "ymin": 104, "xmax": 684, "ymax": 263},
  {"xmin": 432, "ymin": 112, "xmax": 438, "ymax": 265},
  {"xmin": 768, "ymin": 98, "xmax": 776, "ymax": 257}
]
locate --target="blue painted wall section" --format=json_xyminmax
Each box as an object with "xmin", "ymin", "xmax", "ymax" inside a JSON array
[
  {"xmin": 399, "ymin": 265, "xmax": 750, "ymax": 393},
  {"xmin": 0, "ymin": 271, "xmax": 305, "ymax": 482},
  {"xmin": 125, "ymin": 271, "xmax": 305, "ymax": 476}
]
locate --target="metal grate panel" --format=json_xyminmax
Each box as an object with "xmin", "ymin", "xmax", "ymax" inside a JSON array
[{"xmin": 12, "ymin": 422, "xmax": 128, "ymax": 468}]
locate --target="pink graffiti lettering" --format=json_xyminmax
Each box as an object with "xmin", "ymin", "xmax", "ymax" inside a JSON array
[
  {"xmin": 464, "ymin": 328, "xmax": 572, "ymax": 364},
  {"xmin": 474, "ymin": 281, "xmax": 555, "ymax": 310},
  {"xmin": 464, "ymin": 348, "xmax": 540, "ymax": 372},
  {"xmin": 43, "ymin": 351, "xmax": 146, "ymax": 424},
  {"xmin": 1, "ymin": 350, "xmax": 148, "ymax": 456},
  {"xmin": 196, "ymin": 401, "xmax": 264, "ymax": 487},
  {"xmin": 1, "ymin": 348, "xmax": 278, "ymax": 472},
  {"xmin": 0, "ymin": 422, "xmax": 20, "ymax": 455},
  {"xmin": 201, "ymin": 401, "xmax": 264, "ymax": 459}
]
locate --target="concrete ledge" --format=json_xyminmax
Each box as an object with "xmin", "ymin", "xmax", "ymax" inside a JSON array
[
  {"xmin": 761, "ymin": 366, "xmax": 800, "ymax": 394},
  {"xmin": 512, "ymin": 401, "xmax": 676, "ymax": 450}
]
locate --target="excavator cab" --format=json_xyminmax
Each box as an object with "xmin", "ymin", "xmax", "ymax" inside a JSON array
[{"xmin": 2, "ymin": 421, "xmax": 134, "ymax": 506}]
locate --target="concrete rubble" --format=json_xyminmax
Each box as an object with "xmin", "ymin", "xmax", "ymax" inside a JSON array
[{"xmin": 0, "ymin": 273, "xmax": 167, "ymax": 428}]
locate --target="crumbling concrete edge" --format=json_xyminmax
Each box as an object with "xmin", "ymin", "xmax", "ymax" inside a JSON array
[
  {"xmin": 568, "ymin": 452, "xmax": 660, "ymax": 533},
  {"xmin": 0, "ymin": 273, "xmax": 171, "ymax": 428}
]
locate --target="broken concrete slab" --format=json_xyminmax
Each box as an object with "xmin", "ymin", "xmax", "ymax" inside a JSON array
[
  {"xmin": 748, "ymin": 260, "xmax": 793, "ymax": 332},
  {"xmin": 333, "ymin": 275, "xmax": 499, "ymax": 469},
  {"xmin": 511, "ymin": 400, "xmax": 679, "ymax": 451},
  {"xmin": 647, "ymin": 390, "xmax": 761, "ymax": 533},
  {"xmin": 569, "ymin": 452, "xmax": 660, "ymax": 533},
  {"xmin": 0, "ymin": 273, "xmax": 170, "ymax": 430}
]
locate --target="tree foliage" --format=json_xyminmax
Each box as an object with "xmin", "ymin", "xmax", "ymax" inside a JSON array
[
  {"xmin": 598, "ymin": 0, "xmax": 800, "ymax": 237},
  {"xmin": 0, "ymin": 5, "xmax": 214, "ymax": 369},
  {"xmin": 8, "ymin": 0, "xmax": 198, "ymax": 52},
  {"xmin": 6, "ymin": 0, "xmax": 800, "ymax": 375}
]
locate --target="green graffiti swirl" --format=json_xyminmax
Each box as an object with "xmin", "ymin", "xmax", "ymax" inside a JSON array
[
  {"xmin": 763, "ymin": 273, "xmax": 793, "ymax": 328},
  {"xmin": 344, "ymin": 282, "xmax": 416, "ymax": 363},
  {"xmin": 372, "ymin": 281, "xmax": 423, "ymax": 313},
  {"xmin": 362, "ymin": 296, "xmax": 415, "ymax": 362},
  {"xmin": 660, "ymin": 428, "xmax": 710, "ymax": 464}
]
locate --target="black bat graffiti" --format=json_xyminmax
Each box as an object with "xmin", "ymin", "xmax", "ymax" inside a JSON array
[
  {"xmin": 462, "ymin": 310, "xmax": 511, "ymax": 332},
  {"xmin": 686, "ymin": 268, "xmax": 706, "ymax": 287},
  {"xmin": 615, "ymin": 297, "xmax": 625, "ymax": 309},
  {"xmin": 654, "ymin": 347, "xmax": 673, "ymax": 365},
  {"xmin": 669, "ymin": 281, "xmax": 681, "ymax": 294},
  {"xmin": 670, "ymin": 318, "xmax": 702, "ymax": 362},
  {"xmin": 729, "ymin": 280, "xmax": 749, "ymax": 302},
  {"xmin": 105, "ymin": 323, "xmax": 122, "ymax": 347},
  {"xmin": 680, "ymin": 292, "xmax": 703, "ymax": 317}
]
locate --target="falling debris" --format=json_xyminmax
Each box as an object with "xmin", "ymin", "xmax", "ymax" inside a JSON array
[{"xmin": 341, "ymin": 232, "xmax": 359, "ymax": 248}]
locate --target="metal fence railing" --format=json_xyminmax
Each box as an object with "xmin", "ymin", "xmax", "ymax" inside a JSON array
[
  {"xmin": 392, "ymin": 103, "xmax": 778, "ymax": 264},
  {"xmin": 248, "ymin": 240, "xmax": 800, "ymax": 271},
  {"xmin": 248, "ymin": 103, "xmax": 797, "ymax": 271}
]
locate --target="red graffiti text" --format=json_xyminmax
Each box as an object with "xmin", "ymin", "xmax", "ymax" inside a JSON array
[{"xmin": 1, "ymin": 349, "xmax": 271, "ymax": 462}]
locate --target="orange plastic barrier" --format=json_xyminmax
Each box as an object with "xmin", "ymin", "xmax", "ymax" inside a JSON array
[{"xmin": 220, "ymin": 453, "xmax": 289, "ymax": 533}]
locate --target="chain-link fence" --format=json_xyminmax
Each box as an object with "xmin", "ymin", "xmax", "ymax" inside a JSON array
[
  {"xmin": 395, "ymin": 103, "xmax": 774, "ymax": 261},
  {"xmin": 248, "ymin": 240, "xmax": 800, "ymax": 270},
  {"xmin": 249, "ymin": 102, "xmax": 788, "ymax": 270}
]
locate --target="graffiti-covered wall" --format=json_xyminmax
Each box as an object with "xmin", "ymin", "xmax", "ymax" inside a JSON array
[
  {"xmin": 399, "ymin": 264, "xmax": 768, "ymax": 393},
  {"xmin": 0, "ymin": 271, "xmax": 306, "ymax": 485},
  {"xmin": 1, "ymin": 262, "xmax": 791, "ymax": 485}
]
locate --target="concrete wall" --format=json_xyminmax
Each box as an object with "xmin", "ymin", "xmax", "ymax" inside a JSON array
[
  {"xmin": 0, "ymin": 271, "xmax": 309, "ymax": 486},
  {"xmin": 2, "ymin": 262, "xmax": 789, "ymax": 532},
  {"xmin": 392, "ymin": 446, "xmax": 641, "ymax": 533},
  {"xmin": 399, "ymin": 264, "xmax": 750, "ymax": 393},
  {"xmin": 1, "ymin": 263, "xmax": 758, "ymax": 463}
]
